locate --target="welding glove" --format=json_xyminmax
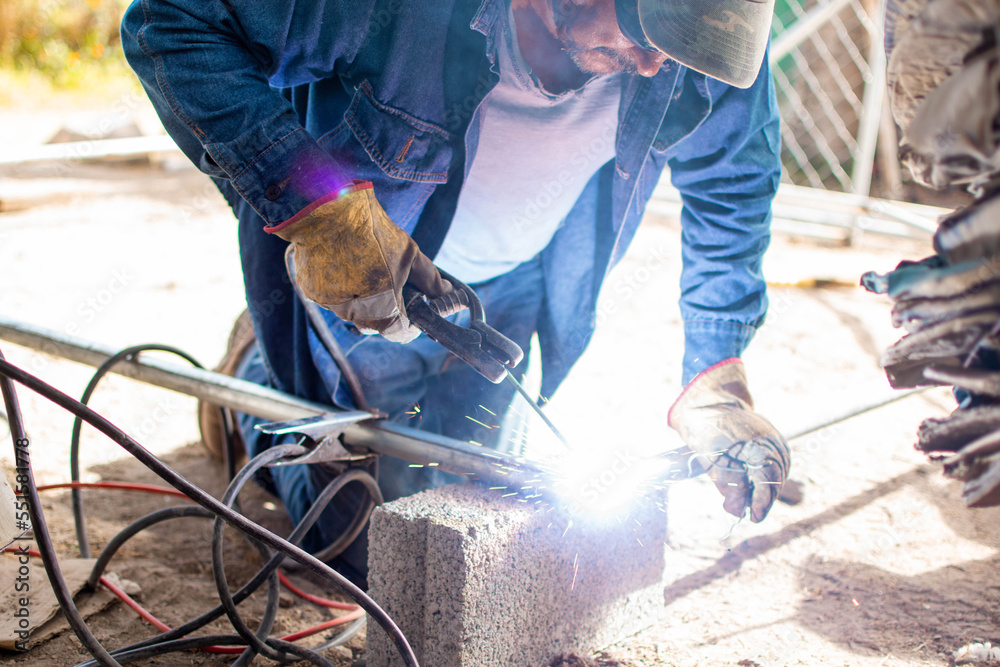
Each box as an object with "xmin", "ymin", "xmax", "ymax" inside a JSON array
[
  {"xmin": 267, "ymin": 181, "xmax": 452, "ymax": 343},
  {"xmin": 892, "ymin": 283, "xmax": 1000, "ymax": 332},
  {"xmin": 668, "ymin": 359, "xmax": 790, "ymax": 523},
  {"xmin": 918, "ymin": 402, "xmax": 1000, "ymax": 453},
  {"xmin": 880, "ymin": 311, "xmax": 1000, "ymax": 387},
  {"xmin": 934, "ymin": 193, "xmax": 1000, "ymax": 264}
]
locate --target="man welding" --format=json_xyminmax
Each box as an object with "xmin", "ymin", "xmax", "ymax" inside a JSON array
[{"xmin": 122, "ymin": 0, "xmax": 790, "ymax": 585}]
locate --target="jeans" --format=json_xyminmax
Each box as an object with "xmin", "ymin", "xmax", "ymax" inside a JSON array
[{"xmin": 235, "ymin": 256, "xmax": 544, "ymax": 585}]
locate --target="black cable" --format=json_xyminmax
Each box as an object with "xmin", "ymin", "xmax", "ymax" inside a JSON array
[
  {"xmin": 70, "ymin": 344, "xmax": 203, "ymax": 558},
  {"xmin": 213, "ymin": 452, "xmax": 383, "ymax": 665},
  {"xmin": 86, "ymin": 505, "xmax": 214, "ymax": 590},
  {"xmin": 62, "ymin": 342, "xmax": 350, "ymax": 665},
  {"xmin": 81, "ymin": 489, "xmax": 367, "ymax": 665},
  {"xmin": 0, "ymin": 350, "xmax": 122, "ymax": 666},
  {"xmin": 0, "ymin": 353, "xmax": 420, "ymax": 666},
  {"xmin": 298, "ymin": 465, "xmax": 383, "ymax": 565},
  {"xmin": 213, "ymin": 444, "xmax": 303, "ymax": 663},
  {"xmin": 89, "ymin": 467, "xmax": 380, "ymax": 662}
]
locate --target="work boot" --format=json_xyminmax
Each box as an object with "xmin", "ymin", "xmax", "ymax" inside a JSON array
[{"xmin": 198, "ymin": 309, "xmax": 255, "ymax": 466}]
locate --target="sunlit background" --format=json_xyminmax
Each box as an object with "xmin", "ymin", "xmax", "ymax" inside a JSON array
[{"xmin": 0, "ymin": 0, "xmax": 136, "ymax": 102}]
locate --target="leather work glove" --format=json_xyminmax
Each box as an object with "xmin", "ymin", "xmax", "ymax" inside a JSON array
[
  {"xmin": 668, "ymin": 359, "xmax": 790, "ymax": 522},
  {"xmin": 267, "ymin": 181, "xmax": 452, "ymax": 343}
]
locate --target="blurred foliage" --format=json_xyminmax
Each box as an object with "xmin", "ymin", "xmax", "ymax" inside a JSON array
[{"xmin": 0, "ymin": 0, "xmax": 135, "ymax": 90}]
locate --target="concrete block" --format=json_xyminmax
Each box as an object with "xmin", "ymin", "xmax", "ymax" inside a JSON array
[{"xmin": 366, "ymin": 483, "xmax": 666, "ymax": 667}]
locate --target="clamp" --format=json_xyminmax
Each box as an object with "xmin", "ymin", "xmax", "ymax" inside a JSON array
[{"xmin": 402, "ymin": 272, "xmax": 524, "ymax": 383}]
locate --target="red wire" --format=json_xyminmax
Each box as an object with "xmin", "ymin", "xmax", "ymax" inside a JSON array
[
  {"xmin": 278, "ymin": 570, "xmax": 357, "ymax": 610},
  {"xmin": 34, "ymin": 481, "xmax": 191, "ymax": 499}
]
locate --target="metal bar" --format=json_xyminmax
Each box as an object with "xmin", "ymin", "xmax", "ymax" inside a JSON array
[
  {"xmin": 650, "ymin": 181, "xmax": 944, "ymax": 238},
  {"xmin": 849, "ymin": 1, "xmax": 887, "ymax": 202},
  {"xmin": 0, "ymin": 135, "xmax": 180, "ymax": 166},
  {"xmin": 771, "ymin": 0, "xmax": 854, "ymax": 63},
  {"xmin": 0, "ymin": 316, "xmax": 547, "ymax": 487},
  {"xmin": 785, "ymin": 388, "xmax": 928, "ymax": 441}
]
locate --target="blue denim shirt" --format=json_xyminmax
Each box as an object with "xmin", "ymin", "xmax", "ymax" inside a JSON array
[{"xmin": 122, "ymin": 0, "xmax": 780, "ymax": 400}]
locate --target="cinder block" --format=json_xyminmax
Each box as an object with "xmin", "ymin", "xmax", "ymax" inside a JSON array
[{"xmin": 366, "ymin": 483, "xmax": 666, "ymax": 667}]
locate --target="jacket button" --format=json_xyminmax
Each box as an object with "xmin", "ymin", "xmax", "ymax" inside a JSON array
[{"xmin": 264, "ymin": 184, "xmax": 282, "ymax": 201}]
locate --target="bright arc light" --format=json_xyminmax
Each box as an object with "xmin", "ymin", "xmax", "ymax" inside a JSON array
[{"xmin": 550, "ymin": 445, "xmax": 665, "ymax": 520}]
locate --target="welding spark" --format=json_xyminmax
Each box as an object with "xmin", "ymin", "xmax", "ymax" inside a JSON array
[
  {"xmin": 478, "ymin": 405, "xmax": 497, "ymax": 417},
  {"xmin": 408, "ymin": 464, "xmax": 424, "ymax": 468},
  {"xmin": 570, "ymin": 553, "xmax": 580, "ymax": 591},
  {"xmin": 404, "ymin": 403, "xmax": 422, "ymax": 419},
  {"xmin": 465, "ymin": 416, "xmax": 493, "ymax": 429},
  {"xmin": 468, "ymin": 440, "xmax": 483, "ymax": 447}
]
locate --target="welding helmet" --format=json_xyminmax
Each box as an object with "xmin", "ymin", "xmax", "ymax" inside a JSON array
[{"xmin": 614, "ymin": 0, "xmax": 775, "ymax": 88}]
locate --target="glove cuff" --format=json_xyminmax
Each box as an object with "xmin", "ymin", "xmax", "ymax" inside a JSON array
[
  {"xmin": 264, "ymin": 181, "xmax": 374, "ymax": 234},
  {"xmin": 668, "ymin": 357, "xmax": 749, "ymax": 429}
]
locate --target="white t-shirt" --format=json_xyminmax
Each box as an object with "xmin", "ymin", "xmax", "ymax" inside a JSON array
[{"xmin": 434, "ymin": 7, "xmax": 622, "ymax": 284}]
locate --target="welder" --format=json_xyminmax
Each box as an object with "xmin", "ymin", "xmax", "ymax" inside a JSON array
[{"xmin": 121, "ymin": 0, "xmax": 790, "ymax": 585}]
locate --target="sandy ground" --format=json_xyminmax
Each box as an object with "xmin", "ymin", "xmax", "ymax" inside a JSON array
[{"xmin": 0, "ymin": 98, "xmax": 998, "ymax": 667}]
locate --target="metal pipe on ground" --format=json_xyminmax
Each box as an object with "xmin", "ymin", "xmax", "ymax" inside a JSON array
[{"xmin": 0, "ymin": 315, "xmax": 546, "ymax": 488}]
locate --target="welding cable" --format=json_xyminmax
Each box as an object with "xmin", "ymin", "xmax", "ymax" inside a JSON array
[
  {"xmin": 211, "ymin": 444, "xmax": 304, "ymax": 664},
  {"xmin": 86, "ymin": 468, "xmax": 377, "ymax": 662},
  {"xmin": 281, "ymin": 458, "xmax": 381, "ymax": 574},
  {"xmin": 74, "ymin": 503, "xmax": 364, "ymax": 660},
  {"xmin": 86, "ymin": 505, "xmax": 214, "ymax": 590},
  {"xmin": 80, "ymin": 456, "xmax": 377, "ymax": 662},
  {"xmin": 0, "ymin": 354, "xmax": 420, "ymax": 666},
  {"xmin": 0, "ymin": 352, "xmax": 122, "ymax": 667},
  {"xmin": 211, "ymin": 453, "xmax": 382, "ymax": 664},
  {"xmin": 69, "ymin": 344, "xmax": 203, "ymax": 559},
  {"xmin": 307, "ymin": 463, "xmax": 382, "ymax": 566},
  {"xmin": 1, "ymin": 546, "xmax": 297, "ymax": 660}
]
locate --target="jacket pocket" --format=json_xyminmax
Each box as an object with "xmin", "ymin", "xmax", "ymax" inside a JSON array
[{"xmin": 345, "ymin": 80, "xmax": 453, "ymax": 183}]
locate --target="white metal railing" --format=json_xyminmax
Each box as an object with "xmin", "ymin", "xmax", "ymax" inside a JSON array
[{"xmin": 771, "ymin": 0, "xmax": 887, "ymax": 198}]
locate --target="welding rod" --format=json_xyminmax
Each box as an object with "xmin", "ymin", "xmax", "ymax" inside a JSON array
[{"xmin": 0, "ymin": 315, "xmax": 545, "ymax": 487}]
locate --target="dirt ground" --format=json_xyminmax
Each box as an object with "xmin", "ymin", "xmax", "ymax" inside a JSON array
[{"xmin": 1, "ymin": 97, "xmax": 999, "ymax": 667}]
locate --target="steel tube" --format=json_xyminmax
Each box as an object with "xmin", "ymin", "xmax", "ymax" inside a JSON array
[
  {"xmin": 0, "ymin": 135, "xmax": 180, "ymax": 166},
  {"xmin": 0, "ymin": 316, "xmax": 545, "ymax": 487},
  {"xmin": 770, "ymin": 0, "xmax": 853, "ymax": 63}
]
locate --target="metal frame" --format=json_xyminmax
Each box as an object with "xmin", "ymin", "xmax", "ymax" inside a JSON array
[{"xmin": 771, "ymin": 0, "xmax": 889, "ymax": 207}]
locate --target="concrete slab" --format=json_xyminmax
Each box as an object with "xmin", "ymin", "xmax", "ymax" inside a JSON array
[{"xmin": 366, "ymin": 482, "xmax": 667, "ymax": 667}]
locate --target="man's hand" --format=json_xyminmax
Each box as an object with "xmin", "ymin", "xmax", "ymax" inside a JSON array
[
  {"xmin": 268, "ymin": 182, "xmax": 452, "ymax": 343},
  {"xmin": 668, "ymin": 358, "xmax": 790, "ymax": 522}
]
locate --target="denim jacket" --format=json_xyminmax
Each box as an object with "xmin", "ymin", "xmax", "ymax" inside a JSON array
[{"xmin": 122, "ymin": 0, "xmax": 781, "ymax": 401}]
